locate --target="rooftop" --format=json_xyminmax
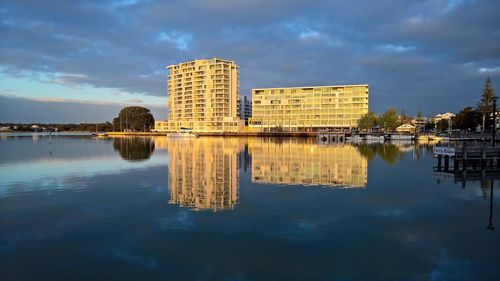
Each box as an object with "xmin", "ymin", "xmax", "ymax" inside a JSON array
[{"xmin": 253, "ymin": 84, "xmax": 369, "ymax": 91}]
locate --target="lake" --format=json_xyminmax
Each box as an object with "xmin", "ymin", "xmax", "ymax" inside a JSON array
[{"xmin": 0, "ymin": 135, "xmax": 499, "ymax": 281}]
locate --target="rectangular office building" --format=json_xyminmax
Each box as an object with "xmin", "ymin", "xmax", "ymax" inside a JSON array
[
  {"xmin": 249, "ymin": 85, "xmax": 368, "ymax": 131},
  {"xmin": 157, "ymin": 58, "xmax": 241, "ymax": 132}
]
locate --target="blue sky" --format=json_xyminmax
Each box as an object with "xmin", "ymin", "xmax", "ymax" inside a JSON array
[{"xmin": 1, "ymin": 0, "xmax": 499, "ymax": 122}]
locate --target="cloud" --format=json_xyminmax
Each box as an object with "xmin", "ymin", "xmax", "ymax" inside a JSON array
[
  {"xmin": 0, "ymin": 0, "xmax": 499, "ymax": 116},
  {"xmin": 125, "ymin": 98, "xmax": 144, "ymax": 103},
  {"xmin": 0, "ymin": 94, "xmax": 166, "ymax": 123},
  {"xmin": 478, "ymin": 66, "xmax": 500, "ymax": 74},
  {"xmin": 377, "ymin": 44, "xmax": 416, "ymax": 53},
  {"xmin": 155, "ymin": 31, "xmax": 192, "ymax": 51}
]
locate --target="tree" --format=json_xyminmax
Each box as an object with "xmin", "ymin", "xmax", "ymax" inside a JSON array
[
  {"xmin": 436, "ymin": 119, "xmax": 449, "ymax": 132},
  {"xmin": 452, "ymin": 107, "xmax": 481, "ymax": 131},
  {"xmin": 357, "ymin": 112, "xmax": 378, "ymax": 131},
  {"xmin": 477, "ymin": 77, "xmax": 496, "ymax": 132},
  {"xmin": 112, "ymin": 106, "xmax": 154, "ymax": 132},
  {"xmin": 399, "ymin": 110, "xmax": 412, "ymax": 125},
  {"xmin": 378, "ymin": 108, "xmax": 399, "ymax": 131}
]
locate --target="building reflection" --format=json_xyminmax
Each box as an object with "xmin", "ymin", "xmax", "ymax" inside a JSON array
[
  {"xmin": 248, "ymin": 138, "xmax": 368, "ymax": 188},
  {"xmin": 165, "ymin": 137, "xmax": 240, "ymax": 211}
]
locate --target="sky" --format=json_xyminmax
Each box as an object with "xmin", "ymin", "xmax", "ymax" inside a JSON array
[{"xmin": 1, "ymin": 0, "xmax": 499, "ymax": 123}]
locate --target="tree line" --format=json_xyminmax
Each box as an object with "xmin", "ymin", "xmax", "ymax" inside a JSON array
[
  {"xmin": 1, "ymin": 106, "xmax": 155, "ymax": 132},
  {"xmin": 358, "ymin": 77, "xmax": 497, "ymax": 133}
]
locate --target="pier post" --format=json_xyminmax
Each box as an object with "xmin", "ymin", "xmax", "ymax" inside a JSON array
[
  {"xmin": 437, "ymin": 155, "xmax": 442, "ymax": 170},
  {"xmin": 444, "ymin": 155, "xmax": 449, "ymax": 171}
]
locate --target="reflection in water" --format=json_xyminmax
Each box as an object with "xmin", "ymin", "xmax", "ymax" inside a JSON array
[
  {"xmin": 113, "ymin": 137, "xmax": 155, "ymax": 161},
  {"xmin": 159, "ymin": 138, "xmax": 417, "ymax": 211},
  {"xmin": 249, "ymin": 138, "xmax": 368, "ymax": 188},
  {"xmin": 2, "ymin": 136, "xmax": 500, "ymax": 280},
  {"xmin": 487, "ymin": 181, "xmax": 495, "ymax": 231},
  {"xmin": 356, "ymin": 143, "xmax": 408, "ymax": 164},
  {"xmin": 166, "ymin": 138, "xmax": 240, "ymax": 211}
]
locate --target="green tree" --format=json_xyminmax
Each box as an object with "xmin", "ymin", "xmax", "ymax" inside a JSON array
[
  {"xmin": 477, "ymin": 77, "xmax": 496, "ymax": 132},
  {"xmin": 452, "ymin": 107, "xmax": 481, "ymax": 131},
  {"xmin": 436, "ymin": 119, "xmax": 449, "ymax": 132},
  {"xmin": 113, "ymin": 106, "xmax": 154, "ymax": 132},
  {"xmin": 378, "ymin": 108, "xmax": 399, "ymax": 131},
  {"xmin": 357, "ymin": 112, "xmax": 378, "ymax": 131}
]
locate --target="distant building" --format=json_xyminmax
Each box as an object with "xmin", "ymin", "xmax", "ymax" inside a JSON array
[
  {"xmin": 433, "ymin": 112, "xmax": 455, "ymax": 123},
  {"xmin": 395, "ymin": 124, "xmax": 416, "ymax": 134},
  {"xmin": 237, "ymin": 96, "xmax": 252, "ymax": 125},
  {"xmin": 154, "ymin": 120, "xmax": 168, "ymax": 132},
  {"xmin": 155, "ymin": 58, "xmax": 241, "ymax": 133},
  {"xmin": 249, "ymin": 85, "xmax": 368, "ymax": 131},
  {"xmin": 411, "ymin": 116, "xmax": 431, "ymax": 133}
]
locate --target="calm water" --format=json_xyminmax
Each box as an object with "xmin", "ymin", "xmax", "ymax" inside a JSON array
[{"xmin": 0, "ymin": 135, "xmax": 499, "ymax": 281}]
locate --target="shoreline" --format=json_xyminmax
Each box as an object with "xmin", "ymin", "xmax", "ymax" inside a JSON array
[{"xmin": 106, "ymin": 131, "xmax": 320, "ymax": 137}]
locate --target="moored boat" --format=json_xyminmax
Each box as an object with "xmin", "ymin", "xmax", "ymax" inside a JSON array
[
  {"xmin": 167, "ymin": 127, "xmax": 198, "ymax": 138},
  {"xmin": 92, "ymin": 133, "xmax": 108, "ymax": 137},
  {"xmin": 167, "ymin": 132, "xmax": 198, "ymax": 138},
  {"xmin": 390, "ymin": 134, "xmax": 414, "ymax": 141}
]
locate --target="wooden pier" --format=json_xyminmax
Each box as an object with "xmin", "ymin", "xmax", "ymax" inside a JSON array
[{"xmin": 433, "ymin": 144, "xmax": 500, "ymax": 187}]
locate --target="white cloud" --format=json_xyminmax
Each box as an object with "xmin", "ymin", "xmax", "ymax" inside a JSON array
[
  {"xmin": 155, "ymin": 31, "xmax": 192, "ymax": 51},
  {"xmin": 377, "ymin": 44, "xmax": 416, "ymax": 53},
  {"xmin": 478, "ymin": 66, "xmax": 500, "ymax": 74}
]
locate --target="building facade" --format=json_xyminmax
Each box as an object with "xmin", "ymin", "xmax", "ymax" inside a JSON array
[
  {"xmin": 237, "ymin": 96, "xmax": 252, "ymax": 125},
  {"xmin": 156, "ymin": 58, "xmax": 241, "ymax": 132},
  {"xmin": 249, "ymin": 85, "xmax": 368, "ymax": 131}
]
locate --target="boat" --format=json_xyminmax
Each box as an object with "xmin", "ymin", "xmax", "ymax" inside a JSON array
[
  {"xmin": 365, "ymin": 135, "xmax": 385, "ymax": 142},
  {"xmin": 416, "ymin": 135, "xmax": 430, "ymax": 142},
  {"xmin": 346, "ymin": 134, "xmax": 363, "ymax": 142},
  {"xmin": 429, "ymin": 135, "xmax": 442, "ymax": 141},
  {"xmin": 437, "ymin": 136, "xmax": 450, "ymax": 143},
  {"xmin": 92, "ymin": 132, "xmax": 108, "ymax": 137},
  {"xmin": 167, "ymin": 132, "xmax": 198, "ymax": 138},
  {"xmin": 167, "ymin": 128, "xmax": 198, "ymax": 138},
  {"xmin": 389, "ymin": 134, "xmax": 414, "ymax": 141}
]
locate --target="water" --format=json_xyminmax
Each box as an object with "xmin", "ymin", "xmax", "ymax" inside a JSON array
[{"xmin": 0, "ymin": 135, "xmax": 498, "ymax": 281}]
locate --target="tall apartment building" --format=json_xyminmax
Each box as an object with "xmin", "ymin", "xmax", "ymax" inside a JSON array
[
  {"xmin": 156, "ymin": 58, "xmax": 241, "ymax": 132},
  {"xmin": 249, "ymin": 85, "xmax": 368, "ymax": 131}
]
